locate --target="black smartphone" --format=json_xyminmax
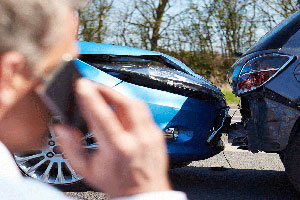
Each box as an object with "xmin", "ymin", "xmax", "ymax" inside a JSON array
[{"xmin": 36, "ymin": 61, "xmax": 88, "ymax": 133}]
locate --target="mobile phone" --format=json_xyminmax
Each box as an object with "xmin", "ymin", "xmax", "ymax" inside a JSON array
[{"xmin": 36, "ymin": 61, "xmax": 88, "ymax": 133}]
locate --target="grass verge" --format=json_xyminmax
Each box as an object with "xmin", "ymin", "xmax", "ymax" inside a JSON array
[{"xmin": 222, "ymin": 90, "xmax": 240, "ymax": 104}]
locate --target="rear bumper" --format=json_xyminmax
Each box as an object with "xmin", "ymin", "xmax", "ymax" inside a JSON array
[{"xmin": 240, "ymin": 91, "xmax": 300, "ymax": 152}]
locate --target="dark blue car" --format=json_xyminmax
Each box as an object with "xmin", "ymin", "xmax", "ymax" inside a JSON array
[
  {"xmin": 14, "ymin": 41, "xmax": 228, "ymax": 186},
  {"xmin": 228, "ymin": 10, "xmax": 300, "ymax": 192}
]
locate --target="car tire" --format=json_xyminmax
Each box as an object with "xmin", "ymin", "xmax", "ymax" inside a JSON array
[{"xmin": 282, "ymin": 129, "xmax": 300, "ymax": 192}]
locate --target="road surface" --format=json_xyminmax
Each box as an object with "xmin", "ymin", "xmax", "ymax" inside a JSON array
[{"xmin": 65, "ymin": 105, "xmax": 300, "ymax": 200}]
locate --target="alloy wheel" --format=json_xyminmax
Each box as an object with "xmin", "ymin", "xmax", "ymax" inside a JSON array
[{"xmin": 14, "ymin": 124, "xmax": 97, "ymax": 185}]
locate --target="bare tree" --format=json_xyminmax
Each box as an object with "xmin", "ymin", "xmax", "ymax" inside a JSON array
[
  {"xmin": 78, "ymin": 0, "xmax": 114, "ymax": 43},
  {"xmin": 210, "ymin": 0, "xmax": 258, "ymax": 56},
  {"xmin": 115, "ymin": 0, "xmax": 184, "ymax": 51},
  {"xmin": 261, "ymin": 0, "xmax": 299, "ymax": 19},
  {"xmin": 259, "ymin": 0, "xmax": 299, "ymax": 32},
  {"xmin": 172, "ymin": 1, "xmax": 216, "ymax": 53}
]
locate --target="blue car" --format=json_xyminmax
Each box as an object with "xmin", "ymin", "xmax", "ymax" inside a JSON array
[{"xmin": 14, "ymin": 41, "xmax": 228, "ymax": 186}]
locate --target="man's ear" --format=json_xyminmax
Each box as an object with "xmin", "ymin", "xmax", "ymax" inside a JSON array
[{"xmin": 0, "ymin": 51, "xmax": 29, "ymax": 117}]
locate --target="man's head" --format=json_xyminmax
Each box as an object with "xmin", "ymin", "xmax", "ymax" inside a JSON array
[{"xmin": 0, "ymin": 0, "xmax": 80, "ymax": 152}]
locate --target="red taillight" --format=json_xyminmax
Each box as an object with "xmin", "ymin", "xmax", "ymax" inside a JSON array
[
  {"xmin": 234, "ymin": 54, "xmax": 294, "ymax": 95},
  {"xmin": 238, "ymin": 69, "xmax": 278, "ymax": 92}
]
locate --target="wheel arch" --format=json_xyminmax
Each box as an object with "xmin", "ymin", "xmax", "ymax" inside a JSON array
[{"xmin": 283, "ymin": 115, "xmax": 300, "ymax": 152}]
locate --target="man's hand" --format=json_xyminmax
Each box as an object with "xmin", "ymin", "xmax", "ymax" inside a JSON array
[{"xmin": 53, "ymin": 78, "xmax": 172, "ymax": 198}]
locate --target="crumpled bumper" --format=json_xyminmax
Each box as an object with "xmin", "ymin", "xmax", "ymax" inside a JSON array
[{"xmin": 243, "ymin": 92, "xmax": 300, "ymax": 152}]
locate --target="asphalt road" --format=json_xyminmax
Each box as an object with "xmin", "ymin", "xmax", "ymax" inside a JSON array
[
  {"xmin": 64, "ymin": 148, "xmax": 300, "ymax": 200},
  {"xmin": 64, "ymin": 106, "xmax": 300, "ymax": 200}
]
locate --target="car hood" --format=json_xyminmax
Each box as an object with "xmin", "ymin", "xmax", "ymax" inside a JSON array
[
  {"xmin": 78, "ymin": 41, "xmax": 196, "ymax": 76},
  {"xmin": 77, "ymin": 41, "xmax": 224, "ymax": 99}
]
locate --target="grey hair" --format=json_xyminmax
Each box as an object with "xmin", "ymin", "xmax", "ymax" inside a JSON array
[
  {"xmin": 63, "ymin": 0, "xmax": 88, "ymax": 10},
  {"xmin": 0, "ymin": 0, "xmax": 77, "ymax": 75}
]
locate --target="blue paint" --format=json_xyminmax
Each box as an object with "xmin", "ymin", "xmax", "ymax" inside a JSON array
[
  {"xmin": 78, "ymin": 41, "xmax": 159, "ymax": 57},
  {"xmin": 74, "ymin": 59, "xmax": 122, "ymax": 88}
]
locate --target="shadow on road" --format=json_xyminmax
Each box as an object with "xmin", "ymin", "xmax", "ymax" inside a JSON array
[
  {"xmin": 63, "ymin": 165, "xmax": 300, "ymax": 200},
  {"xmin": 56, "ymin": 181, "xmax": 94, "ymax": 192},
  {"xmin": 169, "ymin": 166, "xmax": 300, "ymax": 200}
]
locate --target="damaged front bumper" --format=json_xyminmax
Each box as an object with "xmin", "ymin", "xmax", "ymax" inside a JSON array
[{"xmin": 207, "ymin": 107, "xmax": 229, "ymax": 144}]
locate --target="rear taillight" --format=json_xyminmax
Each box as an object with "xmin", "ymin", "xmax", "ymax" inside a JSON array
[
  {"xmin": 234, "ymin": 54, "xmax": 294, "ymax": 95},
  {"xmin": 238, "ymin": 69, "xmax": 278, "ymax": 93}
]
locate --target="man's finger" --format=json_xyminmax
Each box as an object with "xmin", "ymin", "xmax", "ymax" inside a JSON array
[
  {"xmin": 94, "ymin": 84, "xmax": 153, "ymax": 131},
  {"xmin": 53, "ymin": 124, "xmax": 89, "ymax": 176},
  {"xmin": 75, "ymin": 78, "xmax": 123, "ymax": 144}
]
